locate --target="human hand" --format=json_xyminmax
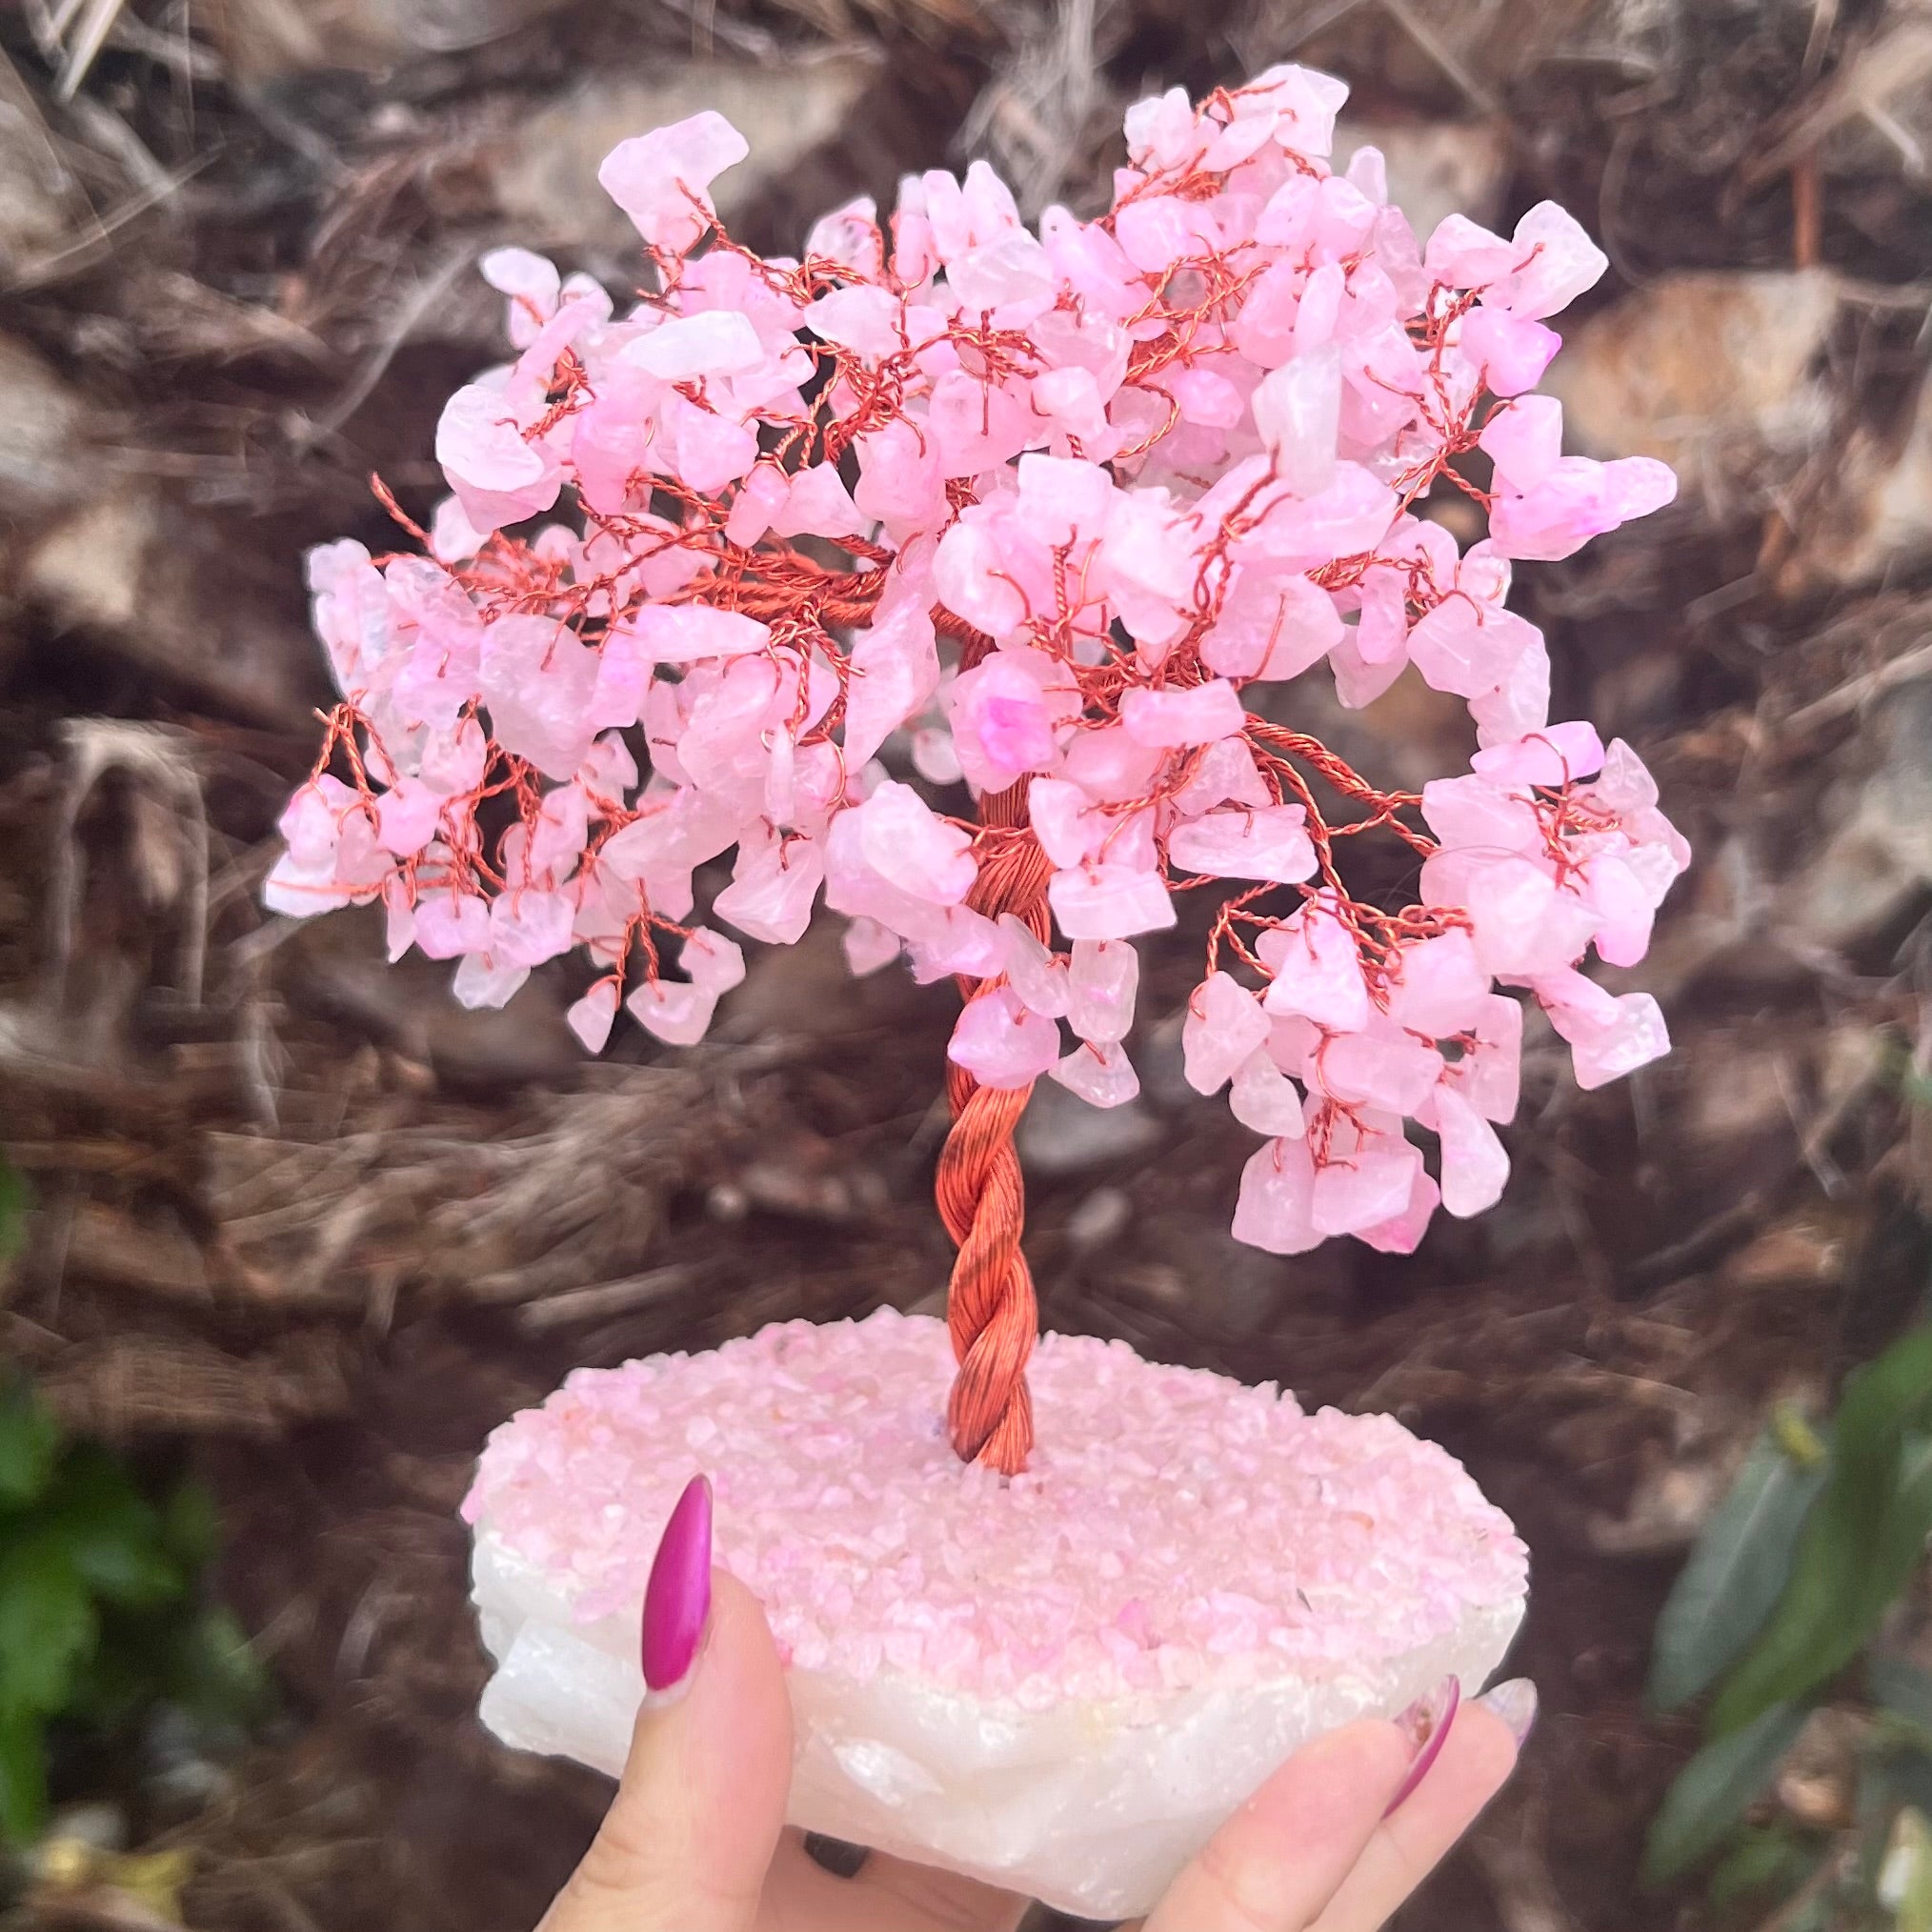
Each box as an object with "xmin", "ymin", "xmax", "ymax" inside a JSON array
[{"xmin": 538, "ymin": 1478, "xmax": 1535, "ymax": 1932}]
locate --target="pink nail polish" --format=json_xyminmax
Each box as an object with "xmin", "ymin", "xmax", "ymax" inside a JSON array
[
  {"xmin": 1383, "ymin": 1674, "xmax": 1459, "ymax": 1817},
  {"xmin": 1475, "ymin": 1677, "xmax": 1538, "ymax": 1747},
  {"xmin": 642, "ymin": 1474, "xmax": 712, "ymax": 1694}
]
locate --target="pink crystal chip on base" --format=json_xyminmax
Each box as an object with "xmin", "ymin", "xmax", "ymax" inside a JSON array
[{"xmin": 464, "ymin": 1308, "xmax": 1527, "ymax": 1917}]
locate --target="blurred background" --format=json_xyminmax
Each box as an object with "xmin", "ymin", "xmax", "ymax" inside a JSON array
[{"xmin": 4, "ymin": 0, "xmax": 1932, "ymax": 1926}]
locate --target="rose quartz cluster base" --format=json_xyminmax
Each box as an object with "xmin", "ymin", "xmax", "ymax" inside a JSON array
[{"xmin": 464, "ymin": 1308, "xmax": 1527, "ymax": 1920}]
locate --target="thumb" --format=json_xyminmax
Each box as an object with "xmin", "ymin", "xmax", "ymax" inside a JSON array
[{"xmin": 542, "ymin": 1476, "xmax": 794, "ymax": 1932}]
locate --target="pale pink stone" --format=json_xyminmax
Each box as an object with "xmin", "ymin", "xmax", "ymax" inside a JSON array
[
  {"xmin": 681, "ymin": 926, "xmax": 747, "ymax": 995},
  {"xmin": 1240, "ymin": 463, "xmax": 1398, "ymax": 568},
  {"xmin": 1231, "ymin": 1136, "xmax": 1321, "ymax": 1254},
  {"xmin": 1419, "ymin": 774, "xmax": 1540, "ymax": 855},
  {"xmin": 1580, "ymin": 852, "xmax": 1656, "ymax": 967},
  {"xmin": 855, "ymin": 418, "xmax": 949, "ymax": 537},
  {"xmin": 1097, "ymin": 494, "xmax": 1198, "ymax": 649},
  {"xmin": 1458, "ymin": 308, "xmax": 1560, "ymax": 397},
  {"xmin": 435, "ymin": 380, "xmax": 549, "ymax": 495},
  {"xmin": 947, "ymin": 987, "xmax": 1059, "ymax": 1089},
  {"xmin": 806, "ymin": 284, "xmax": 905, "ymax": 356},
  {"xmin": 480, "ymin": 246, "xmax": 561, "ymax": 342},
  {"xmin": 383, "ymin": 879, "xmax": 415, "ymax": 961},
  {"xmin": 1182, "ymin": 971, "xmax": 1271, "ymax": 1095},
  {"xmin": 567, "ymin": 979, "xmax": 619, "ymax": 1053},
  {"xmin": 1470, "ymin": 639, "xmax": 1554, "ymax": 748},
  {"xmin": 912, "ymin": 728, "xmax": 964, "ymax": 786},
  {"xmin": 1433, "ymin": 1084, "xmax": 1509, "ymax": 1218},
  {"xmin": 1478, "ymin": 394, "xmax": 1562, "ymax": 493},
  {"xmin": 1252, "ymin": 347, "xmax": 1340, "ymax": 496},
  {"xmin": 769, "ymin": 463, "xmax": 868, "ymax": 541},
  {"xmin": 1476, "ymin": 856, "xmax": 1601, "ymax": 976},
  {"xmin": 489, "ymin": 890, "xmax": 575, "ymax": 967},
  {"xmin": 1485, "ymin": 201, "xmax": 1608, "ymax": 320},
  {"xmin": 1067, "ymin": 938, "xmax": 1139, "ymax": 1045},
  {"xmin": 714, "ymin": 835, "xmax": 825, "ymax": 945},
  {"xmin": 1060, "ymin": 728, "xmax": 1164, "ymax": 804},
  {"xmin": 855, "ymin": 781, "xmax": 977, "ymax": 906},
  {"xmin": 453, "ymin": 954, "xmax": 530, "ymax": 1010},
  {"xmin": 1051, "ymin": 1038, "xmax": 1140, "ymax": 1108},
  {"xmin": 428, "ymin": 495, "xmax": 487, "ymax": 564},
  {"xmin": 1167, "ymin": 804, "xmax": 1317, "ymax": 884},
  {"xmin": 949, "ymin": 229, "xmax": 1056, "ymax": 310},
  {"xmin": 1422, "ymin": 212, "xmax": 1518, "ymax": 287},
  {"xmin": 1229, "ymin": 1049, "xmax": 1306, "ymax": 1137},
  {"xmin": 1405, "ymin": 596, "xmax": 1539, "ymax": 700},
  {"xmin": 1016, "ymin": 453, "xmax": 1117, "ymax": 544},
  {"xmin": 373, "ymin": 779, "xmax": 441, "ymax": 855},
  {"xmin": 414, "ymin": 892, "xmax": 491, "ymax": 959},
  {"xmin": 1315, "ymin": 1030, "xmax": 1444, "ymax": 1115},
  {"xmin": 1199, "ymin": 572, "xmax": 1341, "ymax": 682},
  {"xmin": 1386, "ymin": 930, "xmax": 1489, "ymax": 1039},
  {"xmin": 1168, "ymin": 365, "xmax": 1243, "ymax": 430},
  {"xmin": 624, "ymin": 605, "xmax": 771, "ymax": 664},
  {"xmin": 948, "ymin": 654, "xmax": 1063, "ymax": 791},
  {"xmin": 1120, "ymin": 681, "xmax": 1246, "ymax": 749},
  {"xmin": 1312, "ymin": 1137, "xmax": 1422, "ymax": 1237},
  {"xmin": 841, "ymin": 916, "xmax": 902, "ymax": 977},
  {"xmin": 1531, "ymin": 963, "xmax": 1620, "ymax": 1030},
  {"xmin": 906, "ymin": 905, "xmax": 1006, "ymax": 982},
  {"xmin": 845, "ymin": 601, "xmax": 940, "ymax": 771},
  {"xmin": 1027, "ymin": 777, "xmax": 1103, "ymax": 869},
  {"xmin": 626, "ymin": 309, "xmax": 766, "ymax": 381},
  {"xmin": 1355, "ymin": 1166, "xmax": 1439, "ymax": 1255},
  {"xmin": 1258, "ymin": 898, "xmax": 1370, "ymax": 1033},
  {"xmin": 1548, "ymin": 988, "xmax": 1670, "ymax": 1091},
  {"xmin": 1453, "ymin": 995, "xmax": 1524, "ymax": 1123},
  {"xmin": 1173, "ymin": 736, "xmax": 1273, "ymax": 816},
  {"xmin": 598, "ymin": 111, "xmax": 750, "ymax": 252},
  {"xmin": 1049, "ymin": 863, "xmax": 1177, "ymax": 941},
  {"xmin": 1470, "ymin": 722, "xmax": 1606, "ymax": 787},
  {"xmin": 1489, "ymin": 455, "xmax": 1678, "ymax": 562},
  {"xmin": 627, "ymin": 977, "xmax": 718, "ymax": 1046},
  {"xmin": 999, "ymin": 915, "xmax": 1071, "ymax": 1019}
]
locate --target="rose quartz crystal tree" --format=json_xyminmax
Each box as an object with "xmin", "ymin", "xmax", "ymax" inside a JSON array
[{"xmin": 270, "ymin": 67, "xmax": 1686, "ymax": 1476}]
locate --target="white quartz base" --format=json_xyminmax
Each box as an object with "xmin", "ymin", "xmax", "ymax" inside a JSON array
[{"xmin": 473, "ymin": 1529, "xmax": 1522, "ymax": 1920}]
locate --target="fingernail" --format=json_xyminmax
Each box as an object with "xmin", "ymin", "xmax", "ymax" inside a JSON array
[
  {"xmin": 1475, "ymin": 1676, "xmax": 1538, "ymax": 1747},
  {"xmin": 1383, "ymin": 1674, "xmax": 1460, "ymax": 1817},
  {"xmin": 641, "ymin": 1474, "xmax": 712, "ymax": 1696}
]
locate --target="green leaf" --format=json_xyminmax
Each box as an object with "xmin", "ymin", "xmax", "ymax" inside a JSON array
[
  {"xmin": 1643, "ymin": 1700, "xmax": 1809, "ymax": 1885},
  {"xmin": 1649, "ymin": 1430, "xmax": 1829, "ymax": 1712},
  {"xmin": 1708, "ymin": 1825, "xmax": 1820, "ymax": 1910},
  {"xmin": 42, "ymin": 1447, "xmax": 182, "ymax": 1609},
  {"xmin": 1874, "ymin": 1660, "xmax": 1932, "ymax": 1737},
  {"xmin": 0, "ymin": 1538, "xmax": 97, "ymax": 1719},
  {"xmin": 0, "ymin": 1387, "xmax": 58, "ymax": 1509},
  {"xmin": 169, "ymin": 1607, "xmax": 270, "ymax": 1728},
  {"xmin": 159, "ymin": 1479, "xmax": 220, "ymax": 1572},
  {"xmin": 0, "ymin": 1707, "xmax": 46, "ymax": 1842},
  {"xmin": 1713, "ymin": 1326, "xmax": 1932, "ymax": 1735}
]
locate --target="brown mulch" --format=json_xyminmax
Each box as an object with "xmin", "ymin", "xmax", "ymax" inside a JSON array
[{"xmin": 6, "ymin": 1, "xmax": 1932, "ymax": 1928}]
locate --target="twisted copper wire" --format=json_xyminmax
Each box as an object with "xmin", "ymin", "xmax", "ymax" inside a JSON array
[{"xmin": 935, "ymin": 774, "xmax": 1052, "ymax": 1474}]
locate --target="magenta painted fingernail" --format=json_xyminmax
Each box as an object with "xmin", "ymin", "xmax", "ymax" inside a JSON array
[
  {"xmin": 1383, "ymin": 1675, "xmax": 1459, "ymax": 1817},
  {"xmin": 642, "ymin": 1474, "xmax": 712, "ymax": 1694},
  {"xmin": 1475, "ymin": 1677, "xmax": 1538, "ymax": 1747}
]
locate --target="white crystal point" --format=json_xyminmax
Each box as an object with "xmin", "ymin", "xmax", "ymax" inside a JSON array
[{"xmin": 465, "ymin": 1309, "xmax": 1528, "ymax": 1921}]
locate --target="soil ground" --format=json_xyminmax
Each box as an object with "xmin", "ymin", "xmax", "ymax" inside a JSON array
[{"xmin": 6, "ymin": 1, "xmax": 1932, "ymax": 1927}]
